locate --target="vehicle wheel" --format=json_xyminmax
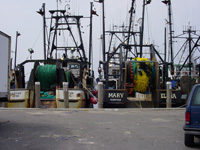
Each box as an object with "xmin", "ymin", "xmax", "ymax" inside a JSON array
[{"xmin": 184, "ymin": 133, "xmax": 194, "ymax": 147}]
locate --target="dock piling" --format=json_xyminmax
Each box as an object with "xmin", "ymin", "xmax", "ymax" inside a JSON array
[
  {"xmin": 98, "ymin": 82, "xmax": 103, "ymax": 108},
  {"xmin": 166, "ymin": 82, "xmax": 172, "ymax": 108},
  {"xmin": 35, "ymin": 82, "xmax": 41, "ymax": 108},
  {"xmin": 63, "ymin": 82, "xmax": 69, "ymax": 108}
]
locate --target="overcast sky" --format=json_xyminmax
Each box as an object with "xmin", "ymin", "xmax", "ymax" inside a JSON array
[{"xmin": 0, "ymin": 0, "xmax": 199, "ymax": 78}]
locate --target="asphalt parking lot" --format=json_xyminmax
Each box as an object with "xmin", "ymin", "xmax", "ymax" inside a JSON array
[{"xmin": 0, "ymin": 108, "xmax": 199, "ymax": 150}]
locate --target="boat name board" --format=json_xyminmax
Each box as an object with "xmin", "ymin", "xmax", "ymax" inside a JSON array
[{"xmin": 104, "ymin": 90, "xmax": 127, "ymax": 103}]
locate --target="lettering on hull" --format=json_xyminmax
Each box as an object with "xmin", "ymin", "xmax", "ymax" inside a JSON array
[
  {"xmin": 159, "ymin": 90, "xmax": 182, "ymax": 105},
  {"xmin": 104, "ymin": 90, "xmax": 127, "ymax": 103},
  {"xmin": 108, "ymin": 93, "xmax": 125, "ymax": 99},
  {"xmin": 160, "ymin": 93, "xmax": 177, "ymax": 99}
]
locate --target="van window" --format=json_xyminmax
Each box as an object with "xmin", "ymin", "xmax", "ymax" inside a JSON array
[{"xmin": 192, "ymin": 86, "xmax": 200, "ymax": 105}]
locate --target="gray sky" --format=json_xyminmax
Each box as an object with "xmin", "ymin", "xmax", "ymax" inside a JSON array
[{"xmin": 0, "ymin": 0, "xmax": 199, "ymax": 79}]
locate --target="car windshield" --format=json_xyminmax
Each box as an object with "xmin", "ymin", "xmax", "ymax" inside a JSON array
[{"xmin": 192, "ymin": 86, "xmax": 200, "ymax": 105}]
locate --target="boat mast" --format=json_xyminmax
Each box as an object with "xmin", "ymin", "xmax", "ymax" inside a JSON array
[
  {"xmin": 164, "ymin": 27, "xmax": 167, "ymax": 62},
  {"xmin": 140, "ymin": 0, "xmax": 151, "ymax": 58},
  {"xmin": 43, "ymin": 4, "xmax": 47, "ymax": 60},
  {"xmin": 125, "ymin": 0, "xmax": 135, "ymax": 61},
  {"xmin": 37, "ymin": 3, "xmax": 47, "ymax": 60},
  {"xmin": 89, "ymin": 2, "xmax": 93, "ymax": 73},
  {"xmin": 162, "ymin": 0, "xmax": 174, "ymax": 75},
  {"xmin": 95, "ymin": 0, "xmax": 106, "ymax": 78},
  {"xmin": 126, "ymin": 0, "xmax": 151, "ymax": 59},
  {"xmin": 168, "ymin": 0, "xmax": 174, "ymax": 75},
  {"xmin": 101, "ymin": 0, "xmax": 106, "ymax": 66},
  {"xmin": 173, "ymin": 26, "xmax": 198, "ymax": 78},
  {"xmin": 188, "ymin": 28, "xmax": 192, "ymax": 76}
]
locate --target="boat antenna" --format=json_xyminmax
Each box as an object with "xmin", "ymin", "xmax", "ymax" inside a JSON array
[
  {"xmin": 57, "ymin": 0, "xmax": 62, "ymax": 10},
  {"xmin": 65, "ymin": 0, "xmax": 71, "ymax": 15}
]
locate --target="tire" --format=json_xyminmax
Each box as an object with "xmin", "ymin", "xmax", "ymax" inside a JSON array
[{"xmin": 184, "ymin": 133, "xmax": 194, "ymax": 147}]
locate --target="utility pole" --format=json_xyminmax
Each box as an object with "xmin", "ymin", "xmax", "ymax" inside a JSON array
[{"xmin": 14, "ymin": 31, "xmax": 21, "ymax": 68}]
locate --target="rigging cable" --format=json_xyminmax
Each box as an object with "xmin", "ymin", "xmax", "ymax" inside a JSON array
[
  {"xmin": 32, "ymin": 27, "xmax": 43, "ymax": 49},
  {"xmin": 173, "ymin": 40, "xmax": 188, "ymax": 61},
  {"xmin": 29, "ymin": 27, "xmax": 43, "ymax": 60},
  {"xmin": 178, "ymin": 42, "xmax": 188, "ymax": 65}
]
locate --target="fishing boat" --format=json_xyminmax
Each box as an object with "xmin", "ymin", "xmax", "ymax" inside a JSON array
[
  {"xmin": 8, "ymin": 3, "xmax": 96, "ymax": 108},
  {"xmin": 97, "ymin": 0, "xmax": 160, "ymax": 108},
  {"xmin": 97, "ymin": 0, "xmax": 200, "ymax": 108}
]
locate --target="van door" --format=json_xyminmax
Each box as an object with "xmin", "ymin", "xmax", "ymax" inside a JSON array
[{"xmin": 191, "ymin": 86, "xmax": 200, "ymax": 127}]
